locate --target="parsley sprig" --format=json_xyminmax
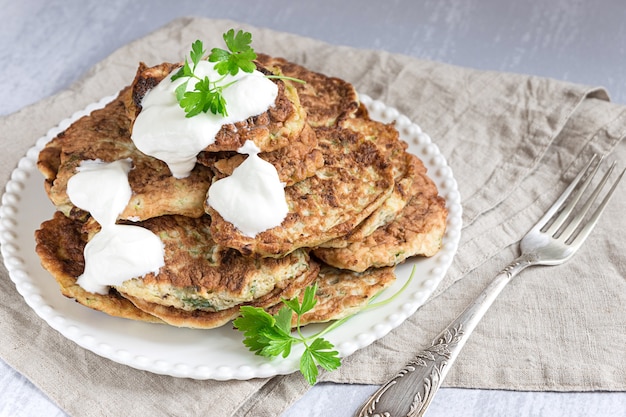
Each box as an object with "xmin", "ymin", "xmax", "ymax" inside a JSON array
[
  {"xmin": 233, "ymin": 284, "xmax": 341, "ymax": 385},
  {"xmin": 209, "ymin": 29, "xmax": 257, "ymax": 76},
  {"xmin": 233, "ymin": 266, "xmax": 417, "ymax": 385},
  {"xmin": 170, "ymin": 29, "xmax": 254, "ymax": 118},
  {"xmin": 171, "ymin": 29, "xmax": 302, "ymax": 118}
]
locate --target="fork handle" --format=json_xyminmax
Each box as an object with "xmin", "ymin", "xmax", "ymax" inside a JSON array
[{"xmin": 356, "ymin": 255, "xmax": 534, "ymax": 417}]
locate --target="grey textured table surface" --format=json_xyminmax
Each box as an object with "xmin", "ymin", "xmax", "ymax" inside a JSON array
[{"xmin": 1, "ymin": 1, "xmax": 625, "ymax": 416}]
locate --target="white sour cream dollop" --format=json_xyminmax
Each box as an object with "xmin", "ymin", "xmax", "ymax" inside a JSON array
[
  {"xmin": 66, "ymin": 159, "xmax": 165, "ymax": 294},
  {"xmin": 131, "ymin": 61, "xmax": 279, "ymax": 178},
  {"xmin": 207, "ymin": 141, "xmax": 289, "ymax": 237}
]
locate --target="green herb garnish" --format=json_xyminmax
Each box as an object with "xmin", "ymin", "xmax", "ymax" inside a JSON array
[
  {"xmin": 170, "ymin": 38, "xmax": 232, "ymax": 118},
  {"xmin": 171, "ymin": 29, "xmax": 302, "ymax": 118},
  {"xmin": 233, "ymin": 266, "xmax": 417, "ymax": 385},
  {"xmin": 208, "ymin": 29, "xmax": 257, "ymax": 76},
  {"xmin": 233, "ymin": 284, "xmax": 341, "ymax": 385}
]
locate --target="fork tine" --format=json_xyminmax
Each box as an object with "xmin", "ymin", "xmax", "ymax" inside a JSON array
[
  {"xmin": 559, "ymin": 161, "xmax": 616, "ymax": 240},
  {"xmin": 537, "ymin": 154, "xmax": 598, "ymax": 233},
  {"xmin": 544, "ymin": 155, "xmax": 603, "ymax": 235},
  {"xmin": 569, "ymin": 166, "xmax": 625, "ymax": 247}
]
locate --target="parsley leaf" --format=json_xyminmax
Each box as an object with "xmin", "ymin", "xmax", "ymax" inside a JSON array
[
  {"xmin": 300, "ymin": 349, "xmax": 318, "ymax": 385},
  {"xmin": 283, "ymin": 286, "xmax": 312, "ymax": 315},
  {"xmin": 171, "ymin": 29, "xmax": 303, "ymax": 118},
  {"xmin": 170, "ymin": 59, "xmax": 193, "ymax": 82},
  {"xmin": 178, "ymin": 77, "xmax": 228, "ymax": 118},
  {"xmin": 273, "ymin": 306, "xmax": 294, "ymax": 335},
  {"xmin": 308, "ymin": 338, "xmax": 341, "ymax": 371},
  {"xmin": 189, "ymin": 39, "xmax": 205, "ymax": 69},
  {"xmin": 233, "ymin": 284, "xmax": 341, "ymax": 385},
  {"xmin": 209, "ymin": 29, "xmax": 257, "ymax": 76}
]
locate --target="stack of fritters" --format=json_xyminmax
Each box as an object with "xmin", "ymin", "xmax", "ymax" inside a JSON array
[{"xmin": 35, "ymin": 54, "xmax": 447, "ymax": 329}]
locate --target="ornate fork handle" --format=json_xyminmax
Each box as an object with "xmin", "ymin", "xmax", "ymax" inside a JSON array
[
  {"xmin": 356, "ymin": 255, "xmax": 535, "ymax": 417},
  {"xmin": 357, "ymin": 155, "xmax": 623, "ymax": 416}
]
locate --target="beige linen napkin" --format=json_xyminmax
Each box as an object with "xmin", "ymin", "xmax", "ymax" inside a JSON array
[{"xmin": 1, "ymin": 17, "xmax": 625, "ymax": 417}]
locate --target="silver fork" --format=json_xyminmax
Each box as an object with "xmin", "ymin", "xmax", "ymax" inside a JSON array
[{"xmin": 356, "ymin": 154, "xmax": 624, "ymax": 417}]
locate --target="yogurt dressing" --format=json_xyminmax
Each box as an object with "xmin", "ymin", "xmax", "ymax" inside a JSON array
[
  {"xmin": 207, "ymin": 141, "xmax": 289, "ymax": 237},
  {"xmin": 131, "ymin": 61, "xmax": 279, "ymax": 178},
  {"xmin": 66, "ymin": 159, "xmax": 165, "ymax": 294}
]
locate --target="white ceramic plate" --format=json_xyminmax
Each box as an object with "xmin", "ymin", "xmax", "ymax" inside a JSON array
[{"xmin": 0, "ymin": 93, "xmax": 462, "ymax": 380}]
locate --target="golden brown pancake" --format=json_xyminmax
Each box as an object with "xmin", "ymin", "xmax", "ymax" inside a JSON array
[
  {"xmin": 115, "ymin": 214, "xmax": 313, "ymax": 312},
  {"xmin": 120, "ymin": 260, "xmax": 320, "ymax": 329},
  {"xmin": 323, "ymin": 152, "xmax": 425, "ymax": 248},
  {"xmin": 257, "ymin": 54, "xmax": 360, "ymax": 127},
  {"xmin": 35, "ymin": 211, "xmax": 163, "ymax": 323},
  {"xmin": 197, "ymin": 123, "xmax": 323, "ymax": 186},
  {"xmin": 206, "ymin": 124, "xmax": 395, "ymax": 257},
  {"xmin": 35, "ymin": 210, "xmax": 320, "ymax": 328},
  {"xmin": 267, "ymin": 264, "xmax": 396, "ymax": 326},
  {"xmin": 319, "ymin": 112, "xmax": 420, "ymax": 248},
  {"xmin": 340, "ymin": 105, "xmax": 408, "ymax": 166},
  {"xmin": 126, "ymin": 61, "xmax": 308, "ymax": 153},
  {"xmin": 37, "ymin": 88, "xmax": 215, "ymax": 221},
  {"xmin": 313, "ymin": 177, "xmax": 448, "ymax": 272}
]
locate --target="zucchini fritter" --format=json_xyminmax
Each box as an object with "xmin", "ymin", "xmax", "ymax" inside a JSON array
[
  {"xmin": 35, "ymin": 212, "xmax": 163, "ymax": 323},
  {"xmin": 37, "ymin": 89, "xmax": 215, "ymax": 222},
  {"xmin": 313, "ymin": 181, "xmax": 447, "ymax": 272},
  {"xmin": 35, "ymin": 54, "xmax": 448, "ymax": 330},
  {"xmin": 126, "ymin": 61, "xmax": 308, "ymax": 153},
  {"xmin": 206, "ymin": 124, "xmax": 395, "ymax": 257}
]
